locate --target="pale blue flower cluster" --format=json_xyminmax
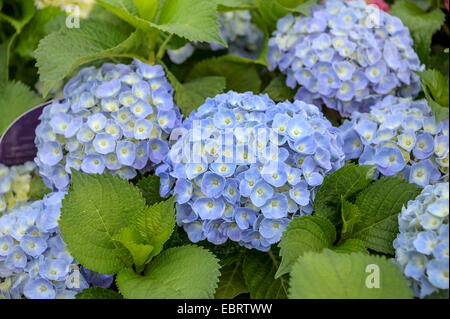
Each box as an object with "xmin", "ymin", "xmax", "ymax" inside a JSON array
[
  {"xmin": 0, "ymin": 192, "xmax": 112, "ymax": 299},
  {"xmin": 267, "ymin": 0, "xmax": 423, "ymax": 116},
  {"xmin": 167, "ymin": 10, "xmax": 264, "ymax": 64},
  {"xmin": 34, "ymin": 58, "xmax": 183, "ymax": 190},
  {"xmin": 394, "ymin": 182, "xmax": 449, "ymax": 298},
  {"xmin": 158, "ymin": 91, "xmax": 345, "ymax": 251},
  {"xmin": 0, "ymin": 162, "xmax": 37, "ymax": 214},
  {"xmin": 339, "ymin": 96, "xmax": 449, "ymax": 187}
]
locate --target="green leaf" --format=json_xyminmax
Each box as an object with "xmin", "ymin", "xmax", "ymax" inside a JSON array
[
  {"xmin": 0, "ymin": 43, "xmax": 7, "ymax": 84},
  {"xmin": 0, "ymin": 0, "xmax": 35, "ymax": 32},
  {"xmin": 289, "ymin": 250, "xmax": 413, "ymax": 299},
  {"xmin": 262, "ymin": 75, "xmax": 295, "ymax": 102},
  {"xmin": 15, "ymin": 6, "xmax": 66, "ymax": 59},
  {"xmin": 0, "ymin": 81, "xmax": 43, "ymax": 136},
  {"xmin": 331, "ymin": 239, "xmax": 367, "ymax": 254},
  {"xmin": 59, "ymin": 171, "xmax": 147, "ymax": 274},
  {"xmin": 98, "ymin": 0, "xmax": 226, "ymax": 46},
  {"xmin": 173, "ymin": 75, "xmax": 227, "ymax": 116},
  {"xmin": 215, "ymin": 254, "xmax": 248, "ymax": 299},
  {"xmin": 35, "ymin": 19, "xmax": 147, "ymax": 97},
  {"xmin": 276, "ymin": 215, "xmax": 336, "ymax": 278},
  {"xmin": 216, "ymin": 0, "xmax": 256, "ymax": 11},
  {"xmin": 76, "ymin": 287, "xmax": 123, "ymax": 299},
  {"xmin": 419, "ymin": 69, "xmax": 449, "ymax": 107},
  {"xmin": 348, "ymin": 177, "xmax": 422, "ymax": 254},
  {"xmin": 242, "ymin": 249, "xmax": 288, "ymax": 299},
  {"xmin": 255, "ymin": 0, "xmax": 314, "ymax": 30},
  {"xmin": 430, "ymin": 50, "xmax": 449, "ymax": 80},
  {"xmin": 114, "ymin": 227, "xmax": 154, "ymax": 269},
  {"xmin": 340, "ymin": 198, "xmax": 361, "ymax": 240},
  {"xmin": 391, "ymin": 1, "xmax": 445, "ymax": 65},
  {"xmin": 136, "ymin": 175, "xmax": 163, "ymax": 206},
  {"xmin": 133, "ymin": 196, "xmax": 176, "ymax": 262},
  {"xmin": 418, "ymin": 69, "xmax": 449, "ymax": 123},
  {"xmin": 28, "ymin": 175, "xmax": 51, "ymax": 201},
  {"xmin": 133, "ymin": 0, "xmax": 158, "ymax": 21},
  {"xmin": 187, "ymin": 55, "xmax": 262, "ymax": 93},
  {"xmin": 116, "ymin": 246, "xmax": 220, "ymax": 298},
  {"xmin": 313, "ymin": 164, "xmax": 376, "ymax": 226}
]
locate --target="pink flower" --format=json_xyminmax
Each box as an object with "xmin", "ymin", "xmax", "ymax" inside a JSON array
[
  {"xmin": 445, "ymin": 0, "xmax": 449, "ymax": 11},
  {"xmin": 365, "ymin": 0, "xmax": 390, "ymax": 12}
]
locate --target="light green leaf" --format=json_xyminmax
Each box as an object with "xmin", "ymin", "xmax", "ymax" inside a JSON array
[
  {"xmin": 59, "ymin": 171, "xmax": 147, "ymax": 274},
  {"xmin": 133, "ymin": 0, "xmax": 158, "ymax": 21},
  {"xmin": 242, "ymin": 249, "xmax": 288, "ymax": 299},
  {"xmin": 0, "ymin": 81, "xmax": 43, "ymax": 136},
  {"xmin": 116, "ymin": 246, "xmax": 220, "ymax": 298},
  {"xmin": 187, "ymin": 55, "xmax": 262, "ymax": 94},
  {"xmin": 216, "ymin": 0, "xmax": 256, "ymax": 11},
  {"xmin": 314, "ymin": 164, "xmax": 376, "ymax": 226},
  {"xmin": 349, "ymin": 177, "xmax": 421, "ymax": 254},
  {"xmin": 263, "ymin": 75, "xmax": 295, "ymax": 102},
  {"xmin": 331, "ymin": 239, "xmax": 367, "ymax": 254},
  {"xmin": 289, "ymin": 250, "xmax": 413, "ymax": 299},
  {"xmin": 276, "ymin": 215, "xmax": 336, "ymax": 278},
  {"xmin": 341, "ymin": 198, "xmax": 361, "ymax": 240},
  {"xmin": 391, "ymin": 1, "xmax": 445, "ymax": 65},
  {"xmin": 215, "ymin": 254, "xmax": 248, "ymax": 299},
  {"xmin": 98, "ymin": 0, "xmax": 226, "ymax": 46},
  {"xmin": 76, "ymin": 287, "xmax": 123, "ymax": 299},
  {"xmin": 35, "ymin": 19, "xmax": 147, "ymax": 97},
  {"xmin": 136, "ymin": 175, "xmax": 163, "ymax": 206},
  {"xmin": 133, "ymin": 196, "xmax": 176, "ymax": 262},
  {"xmin": 114, "ymin": 227, "xmax": 154, "ymax": 269}
]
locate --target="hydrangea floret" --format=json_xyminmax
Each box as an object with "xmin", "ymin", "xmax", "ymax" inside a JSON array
[
  {"xmin": 267, "ymin": 0, "xmax": 423, "ymax": 116},
  {"xmin": 157, "ymin": 91, "xmax": 345, "ymax": 251},
  {"xmin": 0, "ymin": 192, "xmax": 112, "ymax": 299},
  {"xmin": 393, "ymin": 182, "xmax": 449, "ymax": 298},
  {"xmin": 339, "ymin": 96, "xmax": 449, "ymax": 187},
  {"xmin": 34, "ymin": 59, "xmax": 183, "ymax": 190},
  {"xmin": 0, "ymin": 162, "xmax": 38, "ymax": 215},
  {"xmin": 167, "ymin": 10, "xmax": 264, "ymax": 64}
]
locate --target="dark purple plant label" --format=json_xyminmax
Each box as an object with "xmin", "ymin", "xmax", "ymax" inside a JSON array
[{"xmin": 0, "ymin": 101, "xmax": 50, "ymax": 166}]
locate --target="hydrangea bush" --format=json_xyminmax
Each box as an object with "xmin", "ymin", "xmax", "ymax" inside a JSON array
[
  {"xmin": 157, "ymin": 91, "xmax": 345, "ymax": 251},
  {"xmin": 267, "ymin": 0, "xmax": 423, "ymax": 116},
  {"xmin": 394, "ymin": 182, "xmax": 449, "ymax": 298},
  {"xmin": 34, "ymin": 59, "xmax": 183, "ymax": 190},
  {"xmin": 0, "ymin": 192, "xmax": 112, "ymax": 299},
  {"xmin": 0, "ymin": 162, "xmax": 38, "ymax": 214},
  {"xmin": 167, "ymin": 10, "xmax": 264, "ymax": 64},
  {"xmin": 339, "ymin": 96, "xmax": 449, "ymax": 187}
]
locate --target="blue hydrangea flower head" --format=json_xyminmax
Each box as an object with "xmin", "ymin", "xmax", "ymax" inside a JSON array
[
  {"xmin": 267, "ymin": 0, "xmax": 423, "ymax": 116},
  {"xmin": 339, "ymin": 96, "xmax": 449, "ymax": 187},
  {"xmin": 394, "ymin": 182, "xmax": 449, "ymax": 298},
  {"xmin": 0, "ymin": 162, "xmax": 38, "ymax": 215},
  {"xmin": 35, "ymin": 59, "xmax": 183, "ymax": 190},
  {"xmin": 0, "ymin": 192, "xmax": 112, "ymax": 299},
  {"xmin": 167, "ymin": 10, "xmax": 264, "ymax": 64},
  {"xmin": 158, "ymin": 91, "xmax": 345, "ymax": 251}
]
